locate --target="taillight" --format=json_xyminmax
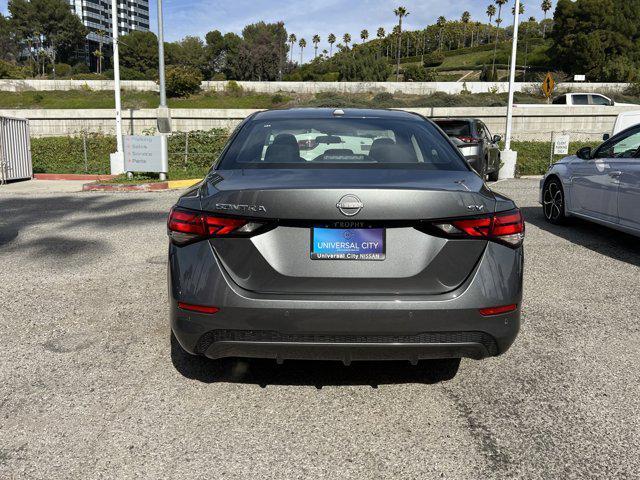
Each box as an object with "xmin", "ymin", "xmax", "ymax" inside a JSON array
[
  {"xmin": 433, "ymin": 209, "xmax": 525, "ymax": 247},
  {"xmin": 167, "ymin": 207, "xmax": 265, "ymax": 245},
  {"xmin": 457, "ymin": 136, "xmax": 480, "ymax": 143},
  {"xmin": 479, "ymin": 304, "xmax": 518, "ymax": 316}
]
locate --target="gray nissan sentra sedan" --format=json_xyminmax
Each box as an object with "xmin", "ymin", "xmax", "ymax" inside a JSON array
[{"xmin": 168, "ymin": 108, "xmax": 524, "ymax": 365}]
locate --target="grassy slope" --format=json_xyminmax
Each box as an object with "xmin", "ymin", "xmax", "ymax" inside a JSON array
[{"xmin": 0, "ymin": 90, "xmax": 289, "ymax": 110}]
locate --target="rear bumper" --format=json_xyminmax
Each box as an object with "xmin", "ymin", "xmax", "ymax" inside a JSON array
[{"xmin": 169, "ymin": 240, "xmax": 523, "ymax": 362}]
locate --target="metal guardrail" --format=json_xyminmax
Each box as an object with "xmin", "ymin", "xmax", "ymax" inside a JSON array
[{"xmin": 0, "ymin": 116, "xmax": 33, "ymax": 184}]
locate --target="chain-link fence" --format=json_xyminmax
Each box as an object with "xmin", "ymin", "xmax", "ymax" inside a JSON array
[{"xmin": 30, "ymin": 129, "xmax": 230, "ymax": 177}]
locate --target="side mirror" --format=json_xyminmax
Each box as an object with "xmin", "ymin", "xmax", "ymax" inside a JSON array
[
  {"xmin": 577, "ymin": 147, "xmax": 592, "ymax": 160},
  {"xmin": 603, "ymin": 133, "xmax": 610, "ymax": 141},
  {"xmin": 493, "ymin": 134, "xmax": 502, "ymax": 143}
]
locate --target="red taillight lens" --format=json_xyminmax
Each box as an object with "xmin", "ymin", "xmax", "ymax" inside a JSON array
[
  {"xmin": 168, "ymin": 207, "xmax": 264, "ymax": 245},
  {"xmin": 178, "ymin": 302, "xmax": 220, "ymax": 314},
  {"xmin": 479, "ymin": 304, "xmax": 518, "ymax": 316},
  {"xmin": 434, "ymin": 209, "xmax": 525, "ymax": 247},
  {"xmin": 457, "ymin": 136, "xmax": 479, "ymax": 143}
]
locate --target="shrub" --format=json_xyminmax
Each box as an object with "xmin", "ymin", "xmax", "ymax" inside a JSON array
[
  {"xmin": 54, "ymin": 63, "xmax": 72, "ymax": 78},
  {"xmin": 211, "ymin": 72, "xmax": 226, "ymax": 80},
  {"xmin": 480, "ymin": 64, "xmax": 498, "ymax": 82},
  {"xmin": 71, "ymin": 63, "xmax": 90, "ymax": 75},
  {"xmin": 0, "ymin": 60, "xmax": 25, "ymax": 79},
  {"xmin": 423, "ymin": 51, "xmax": 445, "ymax": 68},
  {"xmin": 403, "ymin": 64, "xmax": 436, "ymax": 82},
  {"xmin": 271, "ymin": 93, "xmax": 286, "ymax": 104},
  {"xmin": 225, "ymin": 80, "xmax": 244, "ymax": 96},
  {"xmin": 166, "ymin": 66, "xmax": 203, "ymax": 97},
  {"xmin": 337, "ymin": 51, "xmax": 391, "ymax": 81},
  {"xmin": 321, "ymin": 72, "xmax": 340, "ymax": 82}
]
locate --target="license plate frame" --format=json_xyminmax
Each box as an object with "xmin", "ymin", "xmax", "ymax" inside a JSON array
[{"xmin": 310, "ymin": 227, "xmax": 386, "ymax": 261}]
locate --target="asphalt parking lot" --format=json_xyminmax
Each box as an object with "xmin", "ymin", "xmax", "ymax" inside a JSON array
[{"xmin": 1, "ymin": 178, "xmax": 638, "ymax": 479}]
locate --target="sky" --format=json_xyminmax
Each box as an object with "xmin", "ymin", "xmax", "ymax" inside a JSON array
[{"xmin": 0, "ymin": 0, "xmax": 555, "ymax": 57}]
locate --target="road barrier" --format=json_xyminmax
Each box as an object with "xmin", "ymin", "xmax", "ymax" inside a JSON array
[{"xmin": 0, "ymin": 116, "xmax": 32, "ymax": 183}]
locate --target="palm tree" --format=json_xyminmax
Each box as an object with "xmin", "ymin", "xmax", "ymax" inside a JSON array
[
  {"xmin": 343, "ymin": 33, "xmax": 351, "ymax": 49},
  {"xmin": 298, "ymin": 38, "xmax": 307, "ymax": 64},
  {"xmin": 327, "ymin": 33, "xmax": 336, "ymax": 57},
  {"xmin": 288, "ymin": 33, "xmax": 297, "ymax": 62},
  {"xmin": 312, "ymin": 34, "xmax": 321, "ymax": 59},
  {"xmin": 437, "ymin": 16, "xmax": 446, "ymax": 50},
  {"xmin": 377, "ymin": 27, "xmax": 386, "ymax": 58},
  {"xmin": 491, "ymin": 0, "xmax": 508, "ymax": 73},
  {"xmin": 486, "ymin": 5, "xmax": 496, "ymax": 42},
  {"xmin": 512, "ymin": 2, "xmax": 525, "ymax": 16},
  {"xmin": 461, "ymin": 11, "xmax": 471, "ymax": 48},
  {"xmin": 394, "ymin": 6, "xmax": 409, "ymax": 81},
  {"xmin": 495, "ymin": 0, "xmax": 508, "ymax": 41},
  {"xmin": 360, "ymin": 29, "xmax": 369, "ymax": 44},
  {"xmin": 541, "ymin": 0, "xmax": 552, "ymax": 38}
]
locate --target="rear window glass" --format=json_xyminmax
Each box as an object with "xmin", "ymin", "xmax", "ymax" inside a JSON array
[
  {"xmin": 573, "ymin": 94, "xmax": 589, "ymax": 105},
  {"xmin": 434, "ymin": 120, "xmax": 471, "ymax": 137},
  {"xmin": 219, "ymin": 118, "xmax": 467, "ymax": 171}
]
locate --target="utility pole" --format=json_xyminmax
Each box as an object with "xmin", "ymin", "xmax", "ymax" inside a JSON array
[
  {"xmin": 109, "ymin": 0, "xmax": 124, "ymax": 175},
  {"xmin": 156, "ymin": 0, "xmax": 170, "ymax": 181},
  {"xmin": 500, "ymin": 0, "xmax": 520, "ymax": 179}
]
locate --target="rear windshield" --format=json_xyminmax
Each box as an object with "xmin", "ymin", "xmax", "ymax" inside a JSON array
[
  {"xmin": 218, "ymin": 117, "xmax": 468, "ymax": 171},
  {"xmin": 434, "ymin": 120, "xmax": 471, "ymax": 137}
]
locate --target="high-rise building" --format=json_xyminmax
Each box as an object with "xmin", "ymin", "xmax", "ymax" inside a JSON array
[{"xmin": 68, "ymin": 0, "xmax": 150, "ymax": 38}]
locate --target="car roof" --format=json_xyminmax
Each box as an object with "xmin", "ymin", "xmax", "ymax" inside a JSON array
[
  {"xmin": 433, "ymin": 118, "xmax": 476, "ymax": 123},
  {"xmin": 250, "ymin": 108, "xmax": 426, "ymax": 121}
]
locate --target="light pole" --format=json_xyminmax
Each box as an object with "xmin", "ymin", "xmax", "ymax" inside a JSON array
[
  {"xmin": 499, "ymin": 0, "xmax": 520, "ymax": 179},
  {"xmin": 156, "ymin": 0, "xmax": 170, "ymax": 181},
  {"xmin": 109, "ymin": 0, "xmax": 125, "ymax": 175}
]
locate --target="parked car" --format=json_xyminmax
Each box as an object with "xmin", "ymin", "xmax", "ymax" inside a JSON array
[
  {"xmin": 168, "ymin": 108, "xmax": 524, "ymax": 366},
  {"xmin": 541, "ymin": 124, "xmax": 640, "ymax": 237},
  {"xmin": 433, "ymin": 118, "xmax": 502, "ymax": 181}
]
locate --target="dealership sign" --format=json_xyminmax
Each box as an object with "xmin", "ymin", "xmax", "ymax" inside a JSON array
[
  {"xmin": 554, "ymin": 134, "xmax": 570, "ymax": 155},
  {"xmin": 124, "ymin": 136, "xmax": 164, "ymax": 172}
]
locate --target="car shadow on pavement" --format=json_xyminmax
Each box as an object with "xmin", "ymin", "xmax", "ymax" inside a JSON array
[
  {"xmin": 170, "ymin": 334, "xmax": 461, "ymax": 387},
  {"xmin": 521, "ymin": 206, "xmax": 640, "ymax": 267}
]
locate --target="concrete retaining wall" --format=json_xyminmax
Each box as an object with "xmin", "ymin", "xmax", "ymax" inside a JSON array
[
  {"xmin": 1, "ymin": 105, "xmax": 637, "ymax": 140},
  {"xmin": 0, "ymin": 79, "xmax": 632, "ymax": 95}
]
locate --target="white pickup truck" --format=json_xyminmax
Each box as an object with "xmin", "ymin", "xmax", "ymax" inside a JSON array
[{"xmin": 550, "ymin": 92, "xmax": 631, "ymax": 106}]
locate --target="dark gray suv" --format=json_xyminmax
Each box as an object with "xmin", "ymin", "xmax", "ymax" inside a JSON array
[
  {"xmin": 434, "ymin": 118, "xmax": 502, "ymax": 181},
  {"xmin": 168, "ymin": 109, "xmax": 524, "ymax": 365}
]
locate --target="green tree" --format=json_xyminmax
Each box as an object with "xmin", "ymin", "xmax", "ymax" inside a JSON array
[
  {"xmin": 9, "ymin": 0, "xmax": 87, "ymax": 76},
  {"xmin": 327, "ymin": 33, "xmax": 336, "ymax": 57},
  {"xmin": 0, "ymin": 13, "xmax": 19, "ymax": 62},
  {"xmin": 360, "ymin": 29, "xmax": 369, "ymax": 43},
  {"xmin": 166, "ymin": 36, "xmax": 208, "ymax": 77},
  {"xmin": 437, "ymin": 16, "xmax": 446, "ymax": 50},
  {"xmin": 343, "ymin": 33, "xmax": 351, "ymax": 49},
  {"xmin": 394, "ymin": 6, "xmax": 409, "ymax": 81},
  {"xmin": 337, "ymin": 48, "xmax": 391, "ymax": 81},
  {"xmin": 486, "ymin": 5, "xmax": 496, "ymax": 41},
  {"xmin": 461, "ymin": 11, "xmax": 471, "ymax": 48},
  {"xmin": 298, "ymin": 38, "xmax": 306, "ymax": 64},
  {"xmin": 225, "ymin": 22, "xmax": 288, "ymax": 80},
  {"xmin": 312, "ymin": 34, "xmax": 321, "ymax": 58},
  {"xmin": 551, "ymin": 0, "xmax": 640, "ymax": 82},
  {"xmin": 541, "ymin": 0, "xmax": 553, "ymax": 37},
  {"xmin": 288, "ymin": 33, "xmax": 297, "ymax": 62},
  {"xmin": 512, "ymin": 2, "xmax": 525, "ymax": 15},
  {"xmin": 119, "ymin": 30, "xmax": 159, "ymax": 77}
]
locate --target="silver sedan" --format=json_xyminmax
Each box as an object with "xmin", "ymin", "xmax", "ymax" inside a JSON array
[{"xmin": 540, "ymin": 125, "xmax": 640, "ymax": 236}]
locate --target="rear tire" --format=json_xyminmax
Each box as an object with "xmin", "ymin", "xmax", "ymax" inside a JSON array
[
  {"xmin": 543, "ymin": 177, "xmax": 566, "ymax": 224},
  {"xmin": 487, "ymin": 167, "xmax": 499, "ymax": 182}
]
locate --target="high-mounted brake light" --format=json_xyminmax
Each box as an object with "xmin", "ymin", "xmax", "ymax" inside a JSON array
[
  {"xmin": 433, "ymin": 209, "xmax": 525, "ymax": 248},
  {"xmin": 167, "ymin": 207, "xmax": 265, "ymax": 245}
]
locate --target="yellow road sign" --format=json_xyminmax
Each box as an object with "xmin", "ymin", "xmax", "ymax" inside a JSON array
[{"xmin": 542, "ymin": 73, "xmax": 555, "ymax": 98}]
